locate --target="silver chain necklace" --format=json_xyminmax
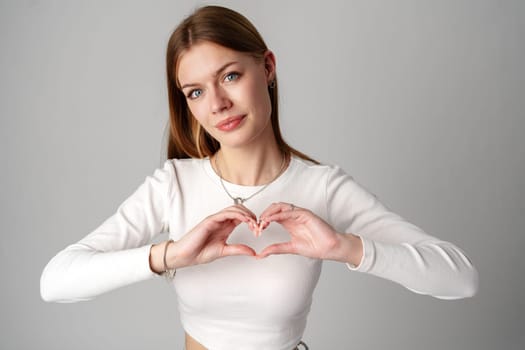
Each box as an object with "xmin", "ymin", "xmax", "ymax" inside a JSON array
[{"xmin": 214, "ymin": 152, "xmax": 287, "ymax": 205}]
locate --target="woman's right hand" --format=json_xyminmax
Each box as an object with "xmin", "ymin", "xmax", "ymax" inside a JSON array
[{"xmin": 150, "ymin": 205, "xmax": 258, "ymax": 273}]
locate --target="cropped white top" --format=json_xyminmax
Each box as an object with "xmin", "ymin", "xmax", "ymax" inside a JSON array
[{"xmin": 40, "ymin": 156, "xmax": 478, "ymax": 350}]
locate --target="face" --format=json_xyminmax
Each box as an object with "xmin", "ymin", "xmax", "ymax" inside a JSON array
[{"xmin": 177, "ymin": 41, "xmax": 276, "ymax": 150}]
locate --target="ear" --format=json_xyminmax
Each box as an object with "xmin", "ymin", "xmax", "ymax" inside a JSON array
[{"xmin": 263, "ymin": 50, "xmax": 276, "ymax": 83}]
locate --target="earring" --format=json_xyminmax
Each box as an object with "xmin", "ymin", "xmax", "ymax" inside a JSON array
[{"xmin": 269, "ymin": 80, "xmax": 276, "ymax": 89}]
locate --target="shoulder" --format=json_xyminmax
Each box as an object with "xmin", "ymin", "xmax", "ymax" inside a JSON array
[
  {"xmin": 290, "ymin": 156, "xmax": 351, "ymax": 181},
  {"xmin": 163, "ymin": 157, "xmax": 208, "ymax": 174},
  {"xmin": 151, "ymin": 158, "xmax": 209, "ymax": 199},
  {"xmin": 291, "ymin": 157, "xmax": 371, "ymax": 198},
  {"xmin": 153, "ymin": 157, "xmax": 208, "ymax": 185}
]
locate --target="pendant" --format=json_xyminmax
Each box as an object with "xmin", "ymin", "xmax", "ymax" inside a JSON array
[{"xmin": 234, "ymin": 197, "xmax": 244, "ymax": 205}]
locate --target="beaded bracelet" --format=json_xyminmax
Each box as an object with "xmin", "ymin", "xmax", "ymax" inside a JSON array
[{"xmin": 162, "ymin": 239, "xmax": 176, "ymax": 280}]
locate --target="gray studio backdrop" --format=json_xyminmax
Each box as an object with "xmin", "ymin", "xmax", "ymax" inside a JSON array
[{"xmin": 1, "ymin": 0, "xmax": 524, "ymax": 349}]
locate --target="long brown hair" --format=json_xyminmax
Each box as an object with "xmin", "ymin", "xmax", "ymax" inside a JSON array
[{"xmin": 165, "ymin": 5, "xmax": 317, "ymax": 163}]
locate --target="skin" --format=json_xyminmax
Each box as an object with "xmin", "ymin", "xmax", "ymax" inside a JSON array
[
  {"xmin": 178, "ymin": 41, "xmax": 275, "ymax": 156},
  {"xmin": 149, "ymin": 41, "xmax": 363, "ymax": 349}
]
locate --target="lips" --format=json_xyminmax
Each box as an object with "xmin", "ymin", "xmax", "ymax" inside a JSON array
[{"xmin": 215, "ymin": 115, "xmax": 246, "ymax": 132}]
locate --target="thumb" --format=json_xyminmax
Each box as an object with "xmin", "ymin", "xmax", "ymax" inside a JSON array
[
  {"xmin": 222, "ymin": 244, "xmax": 257, "ymax": 257},
  {"xmin": 257, "ymin": 242, "xmax": 295, "ymax": 259}
]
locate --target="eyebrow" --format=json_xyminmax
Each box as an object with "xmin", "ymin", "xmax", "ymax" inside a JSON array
[{"xmin": 180, "ymin": 61, "xmax": 239, "ymax": 90}]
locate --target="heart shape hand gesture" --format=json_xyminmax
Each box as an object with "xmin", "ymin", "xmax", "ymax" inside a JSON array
[{"xmin": 161, "ymin": 203, "xmax": 362, "ymax": 271}]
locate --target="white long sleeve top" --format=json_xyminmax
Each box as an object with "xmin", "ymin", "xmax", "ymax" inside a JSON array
[{"xmin": 40, "ymin": 156, "xmax": 478, "ymax": 350}]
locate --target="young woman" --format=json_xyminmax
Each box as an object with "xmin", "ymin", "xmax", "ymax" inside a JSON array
[{"xmin": 40, "ymin": 5, "xmax": 478, "ymax": 350}]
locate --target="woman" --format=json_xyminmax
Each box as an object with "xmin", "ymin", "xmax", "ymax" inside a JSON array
[{"xmin": 40, "ymin": 5, "xmax": 478, "ymax": 350}]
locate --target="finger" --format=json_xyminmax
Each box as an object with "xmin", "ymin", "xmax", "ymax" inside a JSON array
[
  {"xmin": 222, "ymin": 204, "xmax": 257, "ymax": 218},
  {"xmin": 259, "ymin": 202, "xmax": 286, "ymax": 219},
  {"xmin": 263, "ymin": 210, "xmax": 301, "ymax": 224},
  {"xmin": 258, "ymin": 219, "xmax": 271, "ymax": 234},
  {"xmin": 204, "ymin": 212, "xmax": 253, "ymax": 237},
  {"xmin": 257, "ymin": 242, "xmax": 295, "ymax": 258},
  {"xmin": 247, "ymin": 220, "xmax": 256, "ymax": 232},
  {"xmin": 222, "ymin": 244, "xmax": 257, "ymax": 257},
  {"xmin": 252, "ymin": 218, "xmax": 273, "ymax": 237},
  {"xmin": 223, "ymin": 205, "xmax": 257, "ymax": 226},
  {"xmin": 260, "ymin": 202, "xmax": 299, "ymax": 221},
  {"xmin": 212, "ymin": 210, "xmax": 253, "ymax": 224},
  {"xmin": 232, "ymin": 204, "xmax": 257, "ymax": 220}
]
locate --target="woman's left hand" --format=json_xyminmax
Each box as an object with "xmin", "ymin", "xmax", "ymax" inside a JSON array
[{"xmin": 257, "ymin": 202, "xmax": 362, "ymax": 264}]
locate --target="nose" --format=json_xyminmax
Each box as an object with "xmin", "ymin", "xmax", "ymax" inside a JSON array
[{"xmin": 209, "ymin": 86, "xmax": 231, "ymax": 114}]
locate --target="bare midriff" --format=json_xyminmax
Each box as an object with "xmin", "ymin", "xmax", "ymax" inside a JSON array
[{"xmin": 185, "ymin": 332, "xmax": 207, "ymax": 350}]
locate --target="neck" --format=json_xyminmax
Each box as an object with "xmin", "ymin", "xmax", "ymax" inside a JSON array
[{"xmin": 214, "ymin": 142, "xmax": 287, "ymax": 186}]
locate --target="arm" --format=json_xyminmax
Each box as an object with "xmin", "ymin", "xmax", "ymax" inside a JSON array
[
  {"xmin": 326, "ymin": 166, "xmax": 479, "ymax": 299},
  {"xmin": 40, "ymin": 160, "xmax": 174, "ymax": 303}
]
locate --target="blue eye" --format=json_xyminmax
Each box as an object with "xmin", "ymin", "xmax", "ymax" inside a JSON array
[
  {"xmin": 224, "ymin": 72, "xmax": 240, "ymax": 82},
  {"xmin": 188, "ymin": 89, "xmax": 202, "ymax": 99}
]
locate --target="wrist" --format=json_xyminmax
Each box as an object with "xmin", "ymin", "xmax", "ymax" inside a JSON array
[
  {"xmin": 334, "ymin": 233, "xmax": 363, "ymax": 267},
  {"xmin": 149, "ymin": 239, "xmax": 180, "ymax": 275},
  {"xmin": 149, "ymin": 242, "xmax": 167, "ymax": 274},
  {"xmin": 162, "ymin": 239, "xmax": 176, "ymax": 279}
]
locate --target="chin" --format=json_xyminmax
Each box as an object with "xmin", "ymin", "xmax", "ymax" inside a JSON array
[
  {"xmin": 219, "ymin": 139, "xmax": 253, "ymax": 150},
  {"xmin": 216, "ymin": 121, "xmax": 272, "ymax": 150}
]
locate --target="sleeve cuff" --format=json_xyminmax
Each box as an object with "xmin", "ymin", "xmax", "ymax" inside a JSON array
[
  {"xmin": 130, "ymin": 244, "xmax": 158, "ymax": 281},
  {"xmin": 346, "ymin": 236, "xmax": 375, "ymax": 272}
]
